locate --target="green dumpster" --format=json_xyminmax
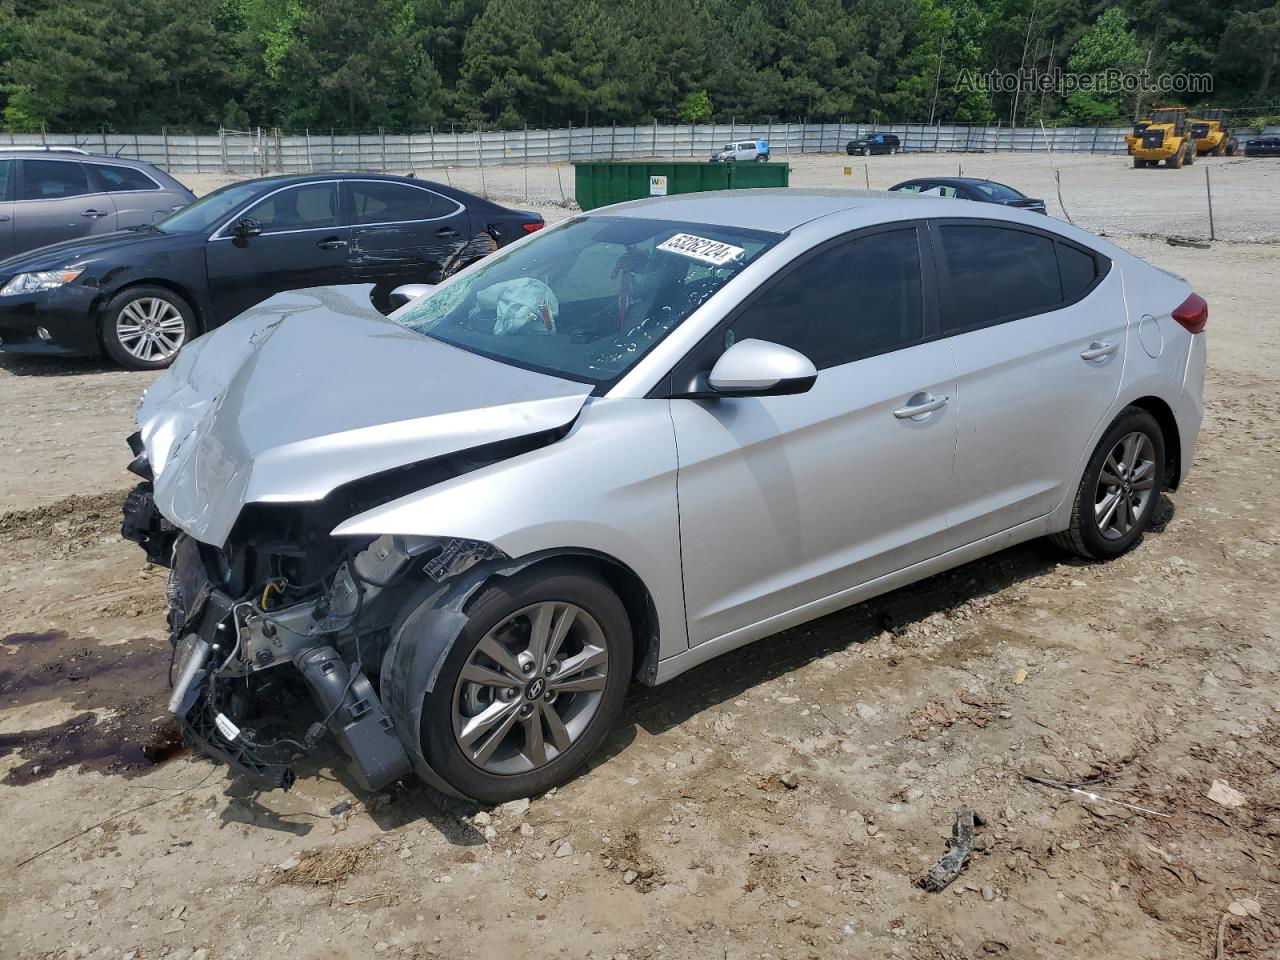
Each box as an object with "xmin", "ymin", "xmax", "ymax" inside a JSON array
[{"xmin": 573, "ymin": 161, "xmax": 790, "ymax": 211}]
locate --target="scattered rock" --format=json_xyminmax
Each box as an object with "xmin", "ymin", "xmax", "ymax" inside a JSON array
[
  {"xmin": 855, "ymin": 702, "xmax": 881, "ymax": 720},
  {"xmin": 623, "ymin": 870, "xmax": 638, "ymax": 885},
  {"xmin": 473, "ymin": 811, "xmax": 492, "ymax": 826},
  {"xmin": 981, "ymin": 885, "xmax": 995, "ymax": 902},
  {"xmin": 554, "ymin": 842, "xmax": 573, "ymax": 858},
  {"xmin": 520, "ymin": 823, "xmax": 535, "ymax": 838},
  {"xmin": 1206, "ymin": 779, "xmax": 1247, "ymax": 808},
  {"xmin": 502, "ymin": 798, "xmax": 530, "ymax": 816},
  {"xmin": 535, "ymin": 888, "xmax": 548, "ymax": 900},
  {"xmin": 779, "ymin": 771, "xmax": 800, "ymax": 790}
]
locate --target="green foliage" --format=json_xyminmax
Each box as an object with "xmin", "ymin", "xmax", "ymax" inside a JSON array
[
  {"xmin": 677, "ymin": 91, "xmax": 712, "ymax": 123},
  {"xmin": 0, "ymin": 0, "xmax": 1275, "ymax": 132}
]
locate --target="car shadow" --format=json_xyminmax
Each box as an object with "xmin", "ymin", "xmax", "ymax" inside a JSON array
[
  {"xmin": 0, "ymin": 353, "xmax": 121, "ymax": 377},
  {"xmin": 617, "ymin": 500, "xmax": 1173, "ymax": 740}
]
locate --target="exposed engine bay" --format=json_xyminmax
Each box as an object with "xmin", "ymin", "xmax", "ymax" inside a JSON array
[{"xmin": 124, "ymin": 475, "xmax": 508, "ymax": 793}]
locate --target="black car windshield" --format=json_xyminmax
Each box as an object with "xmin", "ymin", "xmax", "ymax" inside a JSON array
[
  {"xmin": 395, "ymin": 216, "xmax": 780, "ymax": 385},
  {"xmin": 971, "ymin": 181, "xmax": 1024, "ymax": 201},
  {"xmin": 150, "ymin": 180, "xmax": 270, "ymax": 234}
]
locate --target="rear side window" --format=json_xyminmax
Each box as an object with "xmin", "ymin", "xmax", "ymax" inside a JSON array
[
  {"xmin": 349, "ymin": 181, "xmax": 441, "ymax": 224},
  {"xmin": 938, "ymin": 225, "xmax": 1060, "ymax": 331},
  {"xmin": 1057, "ymin": 243, "xmax": 1098, "ymax": 300},
  {"xmin": 90, "ymin": 163, "xmax": 159, "ymax": 192},
  {"xmin": 725, "ymin": 227, "xmax": 924, "ymax": 369},
  {"xmin": 0, "ymin": 159, "xmax": 11, "ymax": 201},
  {"xmin": 19, "ymin": 159, "xmax": 89, "ymax": 200}
]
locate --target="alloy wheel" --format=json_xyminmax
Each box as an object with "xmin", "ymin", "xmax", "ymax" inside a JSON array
[
  {"xmin": 1094, "ymin": 431, "xmax": 1157, "ymax": 540},
  {"xmin": 116, "ymin": 297, "xmax": 186, "ymax": 363},
  {"xmin": 452, "ymin": 601, "xmax": 609, "ymax": 775}
]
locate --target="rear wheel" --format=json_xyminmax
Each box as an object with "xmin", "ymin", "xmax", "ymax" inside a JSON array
[
  {"xmin": 416, "ymin": 566, "xmax": 633, "ymax": 803},
  {"xmin": 100, "ymin": 286, "xmax": 197, "ymax": 370},
  {"xmin": 862, "ymin": 147, "xmax": 871, "ymax": 156},
  {"xmin": 1167, "ymin": 151, "xmax": 1183, "ymax": 169},
  {"xmin": 890, "ymin": 147, "xmax": 898, "ymax": 155},
  {"xmin": 1051, "ymin": 407, "xmax": 1165, "ymax": 560},
  {"xmin": 1133, "ymin": 156, "xmax": 1144, "ymax": 168}
]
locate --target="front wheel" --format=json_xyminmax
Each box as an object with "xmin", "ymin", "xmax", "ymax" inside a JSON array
[
  {"xmin": 416, "ymin": 566, "xmax": 633, "ymax": 803},
  {"xmin": 890, "ymin": 147, "xmax": 898, "ymax": 155},
  {"xmin": 1051, "ymin": 407, "xmax": 1165, "ymax": 560},
  {"xmin": 756, "ymin": 154, "xmax": 768, "ymax": 162},
  {"xmin": 862, "ymin": 147, "xmax": 872, "ymax": 156},
  {"xmin": 100, "ymin": 286, "xmax": 197, "ymax": 370}
]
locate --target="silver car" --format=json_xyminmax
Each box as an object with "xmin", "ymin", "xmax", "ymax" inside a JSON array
[
  {"xmin": 0, "ymin": 151, "xmax": 195, "ymax": 259},
  {"xmin": 122, "ymin": 190, "xmax": 1206, "ymax": 802}
]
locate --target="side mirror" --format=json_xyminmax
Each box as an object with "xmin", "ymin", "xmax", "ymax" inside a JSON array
[
  {"xmin": 706, "ymin": 338, "xmax": 817, "ymax": 397},
  {"xmin": 231, "ymin": 216, "xmax": 262, "ymax": 240},
  {"xmin": 388, "ymin": 283, "xmax": 433, "ymax": 311}
]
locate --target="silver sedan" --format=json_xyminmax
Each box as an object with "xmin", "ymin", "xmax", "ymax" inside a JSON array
[{"xmin": 125, "ymin": 189, "xmax": 1207, "ymax": 802}]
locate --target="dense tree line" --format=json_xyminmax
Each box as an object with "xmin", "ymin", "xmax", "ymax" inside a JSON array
[{"xmin": 0, "ymin": 0, "xmax": 1276, "ymax": 132}]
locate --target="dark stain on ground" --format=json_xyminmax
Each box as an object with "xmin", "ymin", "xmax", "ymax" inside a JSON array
[{"xmin": 0, "ymin": 630, "xmax": 186, "ymax": 784}]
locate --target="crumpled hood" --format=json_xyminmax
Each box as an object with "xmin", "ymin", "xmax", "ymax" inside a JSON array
[{"xmin": 137, "ymin": 285, "xmax": 592, "ymax": 546}]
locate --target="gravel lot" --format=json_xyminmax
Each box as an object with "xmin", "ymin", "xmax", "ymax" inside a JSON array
[{"xmin": 1, "ymin": 155, "xmax": 1278, "ymax": 959}]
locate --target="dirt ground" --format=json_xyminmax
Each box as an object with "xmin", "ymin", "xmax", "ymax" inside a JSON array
[{"xmin": 2, "ymin": 154, "xmax": 1278, "ymax": 959}]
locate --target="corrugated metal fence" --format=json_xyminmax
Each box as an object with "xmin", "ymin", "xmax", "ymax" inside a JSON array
[{"xmin": 4, "ymin": 122, "xmax": 1278, "ymax": 175}]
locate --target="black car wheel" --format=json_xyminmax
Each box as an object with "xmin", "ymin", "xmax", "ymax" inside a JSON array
[
  {"xmin": 1052, "ymin": 406, "xmax": 1165, "ymax": 560},
  {"xmin": 100, "ymin": 286, "xmax": 197, "ymax": 370},
  {"xmin": 415, "ymin": 565, "xmax": 633, "ymax": 803},
  {"xmin": 862, "ymin": 147, "xmax": 872, "ymax": 156}
]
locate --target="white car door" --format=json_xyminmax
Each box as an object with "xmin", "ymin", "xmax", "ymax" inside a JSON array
[
  {"xmin": 669, "ymin": 223, "xmax": 959, "ymax": 646},
  {"xmin": 930, "ymin": 220, "xmax": 1127, "ymax": 546}
]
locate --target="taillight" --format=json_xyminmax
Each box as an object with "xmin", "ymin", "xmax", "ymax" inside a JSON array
[
  {"xmin": 1172, "ymin": 292, "xmax": 1208, "ymax": 334},
  {"xmin": 521, "ymin": 221, "xmax": 544, "ymax": 234}
]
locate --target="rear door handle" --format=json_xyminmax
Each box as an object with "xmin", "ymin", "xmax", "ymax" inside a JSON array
[
  {"xmin": 893, "ymin": 392, "xmax": 949, "ymax": 420},
  {"xmin": 317, "ymin": 237, "xmax": 349, "ymax": 250},
  {"xmin": 0, "ymin": 214, "xmax": 9, "ymax": 222},
  {"xmin": 1081, "ymin": 340, "xmax": 1119, "ymax": 361},
  {"xmin": 435, "ymin": 227, "xmax": 460, "ymax": 238},
  {"xmin": 81, "ymin": 209, "xmax": 109, "ymax": 219}
]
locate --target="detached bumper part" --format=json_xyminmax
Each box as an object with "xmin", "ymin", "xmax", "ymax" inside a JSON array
[
  {"xmin": 122, "ymin": 480, "xmax": 177, "ymax": 566},
  {"xmin": 296, "ymin": 646, "xmax": 412, "ymax": 792}
]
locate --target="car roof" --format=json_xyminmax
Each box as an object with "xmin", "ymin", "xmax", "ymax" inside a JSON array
[
  {"xmin": 894, "ymin": 177, "xmax": 1010, "ymax": 188},
  {"xmin": 600, "ymin": 188, "xmax": 929, "ymax": 232},
  {"xmin": 0, "ymin": 149, "xmax": 163, "ymax": 168}
]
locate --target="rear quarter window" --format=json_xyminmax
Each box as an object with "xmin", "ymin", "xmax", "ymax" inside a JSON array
[
  {"xmin": 1057, "ymin": 242, "xmax": 1100, "ymax": 301},
  {"xmin": 938, "ymin": 224, "xmax": 1061, "ymax": 331},
  {"xmin": 90, "ymin": 164, "xmax": 161, "ymax": 192}
]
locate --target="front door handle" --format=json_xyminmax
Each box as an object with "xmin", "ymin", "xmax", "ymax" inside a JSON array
[
  {"xmin": 893, "ymin": 392, "xmax": 949, "ymax": 420},
  {"xmin": 81, "ymin": 209, "xmax": 109, "ymax": 219},
  {"xmin": 317, "ymin": 237, "xmax": 349, "ymax": 250},
  {"xmin": 1081, "ymin": 340, "xmax": 1119, "ymax": 361},
  {"xmin": 0, "ymin": 214, "xmax": 9, "ymax": 222}
]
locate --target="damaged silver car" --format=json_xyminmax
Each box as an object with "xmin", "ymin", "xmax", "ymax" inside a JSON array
[{"xmin": 122, "ymin": 190, "xmax": 1205, "ymax": 802}]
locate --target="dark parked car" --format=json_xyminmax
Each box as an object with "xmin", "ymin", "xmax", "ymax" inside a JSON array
[
  {"xmin": 0, "ymin": 151, "xmax": 195, "ymax": 260},
  {"xmin": 1244, "ymin": 136, "xmax": 1280, "ymax": 157},
  {"xmin": 846, "ymin": 133, "xmax": 901, "ymax": 156},
  {"xmin": 0, "ymin": 173, "xmax": 543, "ymax": 369},
  {"xmin": 889, "ymin": 177, "xmax": 1047, "ymax": 214}
]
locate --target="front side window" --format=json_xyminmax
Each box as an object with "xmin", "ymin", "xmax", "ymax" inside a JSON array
[
  {"xmin": 19, "ymin": 159, "xmax": 89, "ymax": 200},
  {"xmin": 939, "ymin": 224, "xmax": 1061, "ymax": 331},
  {"xmin": 0, "ymin": 159, "xmax": 12, "ymax": 201},
  {"xmin": 396, "ymin": 216, "xmax": 779, "ymax": 385},
  {"xmin": 153, "ymin": 180, "xmax": 270, "ymax": 234},
  {"xmin": 91, "ymin": 163, "xmax": 160, "ymax": 192},
  {"xmin": 350, "ymin": 181, "xmax": 441, "ymax": 225},
  {"xmin": 724, "ymin": 227, "xmax": 924, "ymax": 369},
  {"xmin": 242, "ymin": 183, "xmax": 339, "ymax": 234}
]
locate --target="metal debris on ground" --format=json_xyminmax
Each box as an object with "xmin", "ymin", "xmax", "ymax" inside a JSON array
[{"xmin": 916, "ymin": 808, "xmax": 985, "ymax": 892}]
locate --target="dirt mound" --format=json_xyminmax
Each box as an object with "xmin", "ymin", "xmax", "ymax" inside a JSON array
[{"xmin": 0, "ymin": 488, "xmax": 131, "ymax": 552}]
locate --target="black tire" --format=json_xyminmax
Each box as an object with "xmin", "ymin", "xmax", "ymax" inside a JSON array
[
  {"xmin": 1133, "ymin": 156, "xmax": 1144, "ymax": 168},
  {"xmin": 862, "ymin": 147, "xmax": 871, "ymax": 156},
  {"xmin": 417, "ymin": 566, "xmax": 633, "ymax": 803},
  {"xmin": 99, "ymin": 285, "xmax": 198, "ymax": 370},
  {"xmin": 1051, "ymin": 406, "xmax": 1165, "ymax": 560},
  {"xmin": 756, "ymin": 154, "xmax": 768, "ymax": 162}
]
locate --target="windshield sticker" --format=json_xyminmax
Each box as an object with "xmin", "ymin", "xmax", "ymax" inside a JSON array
[{"xmin": 657, "ymin": 233, "xmax": 746, "ymax": 266}]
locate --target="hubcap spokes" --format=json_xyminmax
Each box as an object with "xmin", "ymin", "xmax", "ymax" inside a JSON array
[
  {"xmin": 452, "ymin": 601, "xmax": 609, "ymax": 775},
  {"xmin": 117, "ymin": 298, "xmax": 185, "ymax": 362},
  {"xmin": 1094, "ymin": 431, "xmax": 1156, "ymax": 540}
]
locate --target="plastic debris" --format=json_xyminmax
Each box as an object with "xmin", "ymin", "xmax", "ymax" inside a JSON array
[{"xmin": 1206, "ymin": 779, "xmax": 1247, "ymax": 808}]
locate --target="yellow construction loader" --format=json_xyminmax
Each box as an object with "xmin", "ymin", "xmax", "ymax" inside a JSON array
[
  {"xmin": 1189, "ymin": 108, "xmax": 1239, "ymax": 156},
  {"xmin": 1132, "ymin": 107, "xmax": 1196, "ymax": 169},
  {"xmin": 1124, "ymin": 119, "xmax": 1150, "ymax": 155}
]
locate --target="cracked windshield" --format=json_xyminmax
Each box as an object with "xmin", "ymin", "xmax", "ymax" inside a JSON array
[{"xmin": 395, "ymin": 216, "xmax": 780, "ymax": 384}]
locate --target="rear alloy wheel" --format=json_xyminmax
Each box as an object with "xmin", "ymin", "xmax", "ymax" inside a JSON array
[
  {"xmin": 418, "ymin": 567, "xmax": 632, "ymax": 802},
  {"xmin": 101, "ymin": 286, "xmax": 196, "ymax": 370},
  {"xmin": 1052, "ymin": 407, "xmax": 1165, "ymax": 560}
]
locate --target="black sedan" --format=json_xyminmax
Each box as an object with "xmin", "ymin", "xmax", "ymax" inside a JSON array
[
  {"xmin": 0, "ymin": 173, "xmax": 543, "ymax": 369},
  {"xmin": 889, "ymin": 177, "xmax": 1047, "ymax": 214},
  {"xmin": 1244, "ymin": 136, "xmax": 1280, "ymax": 157}
]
